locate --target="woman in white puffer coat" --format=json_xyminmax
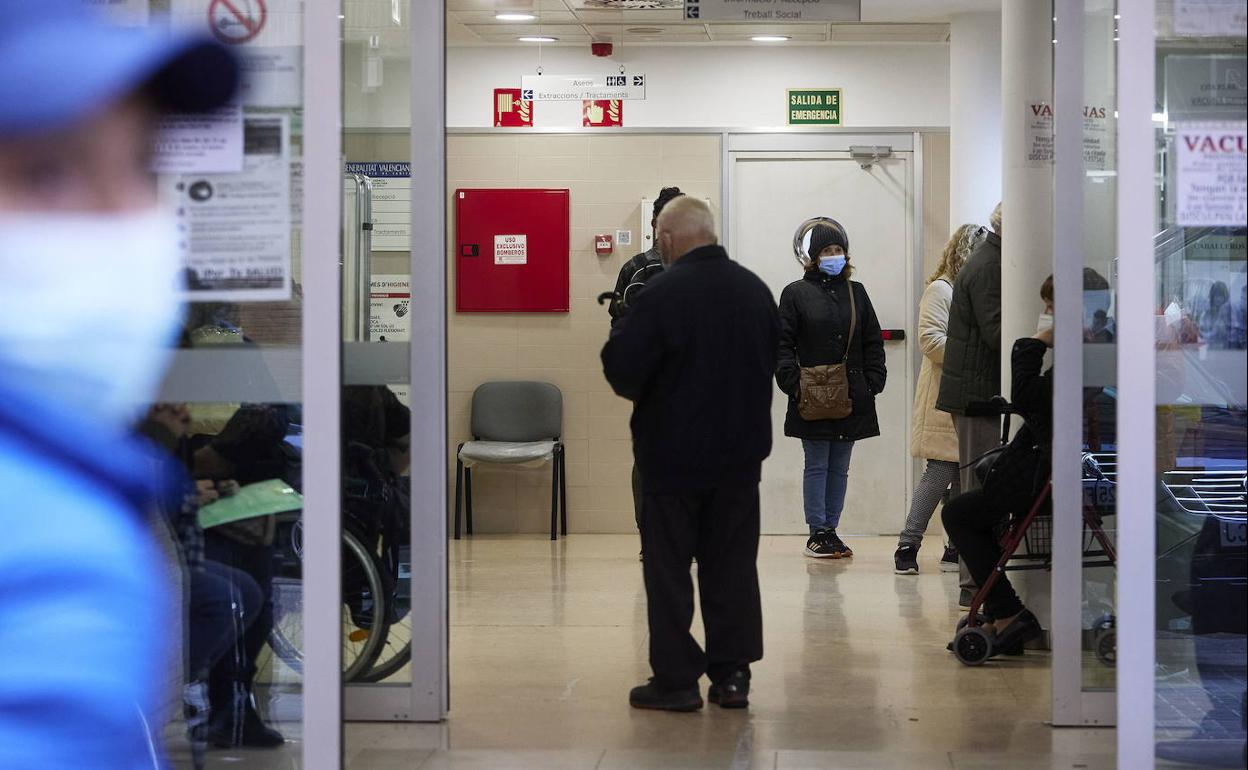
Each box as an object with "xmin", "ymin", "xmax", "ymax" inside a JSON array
[{"xmin": 893, "ymin": 224, "xmax": 986, "ymax": 575}]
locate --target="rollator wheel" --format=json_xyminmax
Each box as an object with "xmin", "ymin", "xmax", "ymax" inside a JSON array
[
  {"xmin": 954, "ymin": 627, "xmax": 994, "ymax": 666},
  {"xmin": 1094, "ymin": 628, "xmax": 1116, "ymax": 668}
]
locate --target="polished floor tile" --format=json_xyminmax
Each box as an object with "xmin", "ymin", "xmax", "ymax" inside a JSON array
[{"xmin": 339, "ymin": 535, "xmax": 1116, "ymax": 769}]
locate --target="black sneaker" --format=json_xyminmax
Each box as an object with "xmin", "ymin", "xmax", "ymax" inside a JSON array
[
  {"xmin": 940, "ymin": 546, "xmax": 960, "ymax": 573},
  {"xmin": 707, "ymin": 669, "xmax": 750, "ymax": 709},
  {"xmin": 198, "ymin": 704, "xmax": 285, "ymax": 749},
  {"xmin": 989, "ymin": 609, "xmax": 1042, "ymax": 658},
  {"xmin": 628, "ymin": 678, "xmax": 703, "ymax": 712},
  {"xmin": 805, "ymin": 529, "xmax": 840, "ymax": 559},
  {"xmin": 894, "ymin": 544, "xmax": 919, "ymax": 574},
  {"xmin": 826, "ymin": 529, "xmax": 853, "ymax": 558}
]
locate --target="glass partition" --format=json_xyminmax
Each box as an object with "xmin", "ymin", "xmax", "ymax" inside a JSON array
[{"xmin": 1150, "ymin": 2, "xmax": 1247, "ymax": 766}]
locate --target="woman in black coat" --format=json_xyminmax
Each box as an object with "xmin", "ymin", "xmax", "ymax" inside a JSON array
[{"xmin": 776, "ymin": 220, "xmax": 887, "ymax": 559}]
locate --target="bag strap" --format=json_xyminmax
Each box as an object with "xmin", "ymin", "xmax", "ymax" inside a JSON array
[{"xmin": 841, "ymin": 282, "xmax": 857, "ymax": 365}]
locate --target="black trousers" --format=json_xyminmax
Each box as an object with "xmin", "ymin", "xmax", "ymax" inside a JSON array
[
  {"xmin": 204, "ymin": 533, "xmax": 276, "ymax": 719},
  {"xmin": 641, "ymin": 483, "xmax": 763, "ymax": 690},
  {"xmin": 941, "ymin": 489, "xmax": 1025, "ymax": 620}
]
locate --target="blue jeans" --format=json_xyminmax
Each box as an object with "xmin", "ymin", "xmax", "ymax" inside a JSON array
[{"xmin": 802, "ymin": 439, "xmax": 854, "ymax": 534}]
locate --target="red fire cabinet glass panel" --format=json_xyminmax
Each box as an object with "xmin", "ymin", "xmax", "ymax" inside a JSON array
[{"xmin": 455, "ymin": 188, "xmax": 570, "ymax": 313}]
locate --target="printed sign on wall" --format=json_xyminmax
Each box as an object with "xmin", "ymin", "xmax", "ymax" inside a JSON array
[
  {"xmin": 494, "ymin": 88, "xmax": 534, "ymax": 127},
  {"xmin": 1025, "ymin": 101, "xmax": 1055, "ymax": 167},
  {"xmin": 346, "ymin": 162, "xmax": 411, "ymax": 251},
  {"xmin": 1082, "ymin": 103, "xmax": 1113, "ymax": 172},
  {"xmin": 583, "ymin": 99, "xmax": 624, "ymax": 128},
  {"xmin": 172, "ymin": 0, "xmax": 303, "ymax": 108},
  {"xmin": 369, "ymin": 274, "xmax": 411, "ymax": 342},
  {"xmin": 494, "ymin": 234, "xmax": 528, "ymax": 265},
  {"xmin": 1175, "ymin": 121, "xmax": 1247, "ymax": 227},
  {"xmin": 788, "ymin": 89, "xmax": 842, "ymax": 125}
]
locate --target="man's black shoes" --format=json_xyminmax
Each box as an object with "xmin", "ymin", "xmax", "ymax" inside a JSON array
[
  {"xmin": 629, "ymin": 678, "xmax": 703, "ymax": 712},
  {"xmin": 707, "ymin": 670, "xmax": 750, "ymax": 709}
]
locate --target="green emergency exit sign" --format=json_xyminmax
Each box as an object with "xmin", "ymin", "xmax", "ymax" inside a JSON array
[{"xmin": 788, "ymin": 89, "xmax": 843, "ymax": 125}]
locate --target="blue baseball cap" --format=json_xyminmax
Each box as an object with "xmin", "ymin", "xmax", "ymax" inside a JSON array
[{"xmin": 0, "ymin": 0, "xmax": 239, "ymax": 136}]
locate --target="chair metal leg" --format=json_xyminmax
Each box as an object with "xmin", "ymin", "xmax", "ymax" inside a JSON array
[
  {"xmin": 454, "ymin": 454, "xmax": 464, "ymax": 540},
  {"xmin": 549, "ymin": 452, "xmax": 559, "ymax": 541},
  {"xmin": 465, "ymin": 467, "xmax": 474, "ymax": 536},
  {"xmin": 559, "ymin": 444, "xmax": 568, "ymax": 537}
]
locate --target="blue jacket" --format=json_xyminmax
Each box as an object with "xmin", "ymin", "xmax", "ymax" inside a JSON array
[{"xmin": 0, "ymin": 375, "xmax": 172, "ymax": 769}]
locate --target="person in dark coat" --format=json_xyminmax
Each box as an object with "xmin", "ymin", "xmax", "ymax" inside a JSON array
[
  {"xmin": 607, "ymin": 185, "xmax": 684, "ymax": 552},
  {"xmin": 941, "ymin": 283, "xmax": 1054, "ymax": 657},
  {"xmin": 775, "ymin": 220, "xmax": 886, "ymax": 560},
  {"xmin": 936, "ymin": 202, "xmax": 1003, "ymax": 495},
  {"xmin": 602, "ymin": 197, "xmax": 779, "ymax": 713}
]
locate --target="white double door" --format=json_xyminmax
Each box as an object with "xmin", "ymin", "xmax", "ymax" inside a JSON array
[{"xmin": 730, "ymin": 144, "xmax": 916, "ymax": 536}]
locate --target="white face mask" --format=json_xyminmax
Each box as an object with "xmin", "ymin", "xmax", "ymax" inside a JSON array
[{"xmin": 0, "ymin": 209, "xmax": 183, "ymax": 433}]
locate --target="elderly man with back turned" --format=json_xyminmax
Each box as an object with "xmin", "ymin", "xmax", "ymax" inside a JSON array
[{"xmin": 602, "ymin": 198, "xmax": 780, "ymax": 712}]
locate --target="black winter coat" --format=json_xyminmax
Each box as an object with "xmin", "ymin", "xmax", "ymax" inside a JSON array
[
  {"xmin": 776, "ymin": 271, "xmax": 887, "ymax": 441},
  {"xmin": 936, "ymin": 232, "xmax": 1002, "ymax": 415},
  {"xmin": 601, "ymin": 244, "xmax": 780, "ymax": 495}
]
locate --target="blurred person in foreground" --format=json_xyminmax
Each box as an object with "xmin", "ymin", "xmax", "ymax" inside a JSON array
[
  {"xmin": 0, "ymin": 2, "xmax": 237, "ymax": 767},
  {"xmin": 602, "ymin": 198, "xmax": 779, "ymax": 712}
]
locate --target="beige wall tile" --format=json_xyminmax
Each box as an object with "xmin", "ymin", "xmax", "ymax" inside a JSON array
[
  {"xmin": 516, "ymin": 135, "xmax": 589, "ymax": 157},
  {"xmin": 451, "ymin": 155, "xmax": 520, "ymax": 182},
  {"xmin": 658, "ymin": 154, "xmax": 721, "ymax": 182},
  {"xmin": 518, "ymin": 155, "xmax": 589, "ymax": 180},
  {"xmin": 587, "ymin": 135, "xmax": 662, "ymax": 157},
  {"xmin": 447, "ymin": 135, "xmax": 518, "ymax": 158},
  {"xmin": 660, "ymin": 135, "xmax": 721, "ymax": 157}
]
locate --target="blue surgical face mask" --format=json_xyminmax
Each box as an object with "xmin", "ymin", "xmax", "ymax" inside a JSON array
[
  {"xmin": 0, "ymin": 209, "xmax": 184, "ymax": 433},
  {"xmin": 818, "ymin": 255, "xmax": 846, "ymax": 277}
]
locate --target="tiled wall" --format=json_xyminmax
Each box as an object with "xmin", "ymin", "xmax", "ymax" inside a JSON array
[{"xmin": 446, "ymin": 133, "xmax": 723, "ymax": 534}]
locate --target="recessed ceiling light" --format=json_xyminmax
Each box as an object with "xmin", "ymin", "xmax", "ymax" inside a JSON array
[
  {"xmin": 628, "ymin": 27, "xmax": 664, "ymax": 35},
  {"xmin": 751, "ymin": 35, "xmax": 790, "ymax": 42},
  {"xmin": 518, "ymin": 35, "xmax": 558, "ymax": 42},
  {"xmin": 496, "ymin": 12, "xmax": 537, "ymax": 21}
]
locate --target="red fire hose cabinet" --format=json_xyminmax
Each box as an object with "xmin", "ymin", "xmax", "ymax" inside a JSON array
[{"xmin": 455, "ymin": 188, "xmax": 570, "ymax": 313}]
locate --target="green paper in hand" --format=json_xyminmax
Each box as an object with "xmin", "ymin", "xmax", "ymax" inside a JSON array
[{"xmin": 198, "ymin": 479, "xmax": 303, "ymax": 529}]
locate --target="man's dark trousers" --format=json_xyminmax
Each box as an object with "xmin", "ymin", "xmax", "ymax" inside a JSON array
[{"xmin": 641, "ymin": 482, "xmax": 763, "ymax": 690}]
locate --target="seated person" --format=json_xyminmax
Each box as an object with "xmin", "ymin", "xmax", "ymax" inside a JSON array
[{"xmin": 942, "ymin": 283, "xmax": 1054, "ymax": 656}]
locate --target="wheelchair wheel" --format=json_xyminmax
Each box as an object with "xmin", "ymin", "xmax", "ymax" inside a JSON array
[
  {"xmin": 956, "ymin": 613, "xmax": 991, "ymax": 632},
  {"xmin": 1094, "ymin": 628, "xmax": 1116, "ymax": 668},
  {"xmin": 356, "ymin": 547, "xmax": 411, "ymax": 684},
  {"xmin": 954, "ymin": 627, "xmax": 994, "ymax": 666},
  {"xmin": 266, "ymin": 524, "xmax": 391, "ymax": 682}
]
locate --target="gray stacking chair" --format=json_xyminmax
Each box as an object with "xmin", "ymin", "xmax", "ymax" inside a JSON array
[{"xmin": 454, "ymin": 381, "xmax": 567, "ymax": 540}]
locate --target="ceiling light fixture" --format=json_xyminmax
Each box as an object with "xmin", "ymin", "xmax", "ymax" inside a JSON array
[
  {"xmin": 751, "ymin": 35, "xmax": 790, "ymax": 42},
  {"xmin": 496, "ymin": 12, "xmax": 538, "ymax": 21},
  {"xmin": 518, "ymin": 35, "xmax": 558, "ymax": 42}
]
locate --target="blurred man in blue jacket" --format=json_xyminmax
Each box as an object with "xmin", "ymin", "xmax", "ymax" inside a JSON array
[{"xmin": 0, "ymin": 2, "xmax": 237, "ymax": 767}]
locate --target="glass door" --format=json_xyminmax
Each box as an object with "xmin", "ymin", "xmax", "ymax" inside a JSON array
[
  {"xmin": 340, "ymin": 0, "xmax": 448, "ymax": 722},
  {"xmin": 100, "ymin": 0, "xmax": 346, "ymax": 765}
]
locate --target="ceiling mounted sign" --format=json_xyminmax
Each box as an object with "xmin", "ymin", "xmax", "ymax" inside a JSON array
[
  {"xmin": 684, "ymin": 0, "xmax": 859, "ymax": 22},
  {"xmin": 521, "ymin": 74, "xmax": 646, "ymax": 102}
]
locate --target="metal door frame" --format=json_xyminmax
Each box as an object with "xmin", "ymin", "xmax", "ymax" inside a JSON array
[
  {"xmin": 726, "ymin": 132, "xmax": 922, "ymax": 533},
  {"xmin": 343, "ymin": 0, "xmax": 450, "ymax": 722}
]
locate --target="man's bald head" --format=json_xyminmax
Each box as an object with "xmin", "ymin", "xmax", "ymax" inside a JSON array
[{"xmin": 655, "ymin": 197, "xmax": 717, "ymax": 266}]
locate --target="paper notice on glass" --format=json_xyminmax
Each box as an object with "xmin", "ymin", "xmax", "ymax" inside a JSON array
[
  {"xmin": 168, "ymin": 114, "xmax": 292, "ymax": 302},
  {"xmin": 1174, "ymin": 0, "xmax": 1248, "ymax": 36},
  {"xmin": 1082, "ymin": 104, "xmax": 1113, "ymax": 172},
  {"xmin": 1176, "ymin": 121, "xmax": 1247, "ymax": 226},
  {"xmin": 1025, "ymin": 101, "xmax": 1054, "ymax": 167},
  {"xmin": 369, "ymin": 275, "xmax": 412, "ymax": 342},
  {"xmin": 171, "ymin": 0, "xmax": 303, "ymax": 108},
  {"xmin": 151, "ymin": 104, "xmax": 244, "ymax": 174}
]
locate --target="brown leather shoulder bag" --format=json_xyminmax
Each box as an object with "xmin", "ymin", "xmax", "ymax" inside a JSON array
[{"xmin": 797, "ymin": 282, "xmax": 856, "ymax": 421}]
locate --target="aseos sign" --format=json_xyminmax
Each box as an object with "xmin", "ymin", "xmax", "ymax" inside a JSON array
[{"xmin": 1176, "ymin": 122, "xmax": 1247, "ymax": 227}]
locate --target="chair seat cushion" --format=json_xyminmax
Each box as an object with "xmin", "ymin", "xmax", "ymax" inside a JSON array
[{"xmin": 459, "ymin": 440, "xmax": 556, "ymax": 468}]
